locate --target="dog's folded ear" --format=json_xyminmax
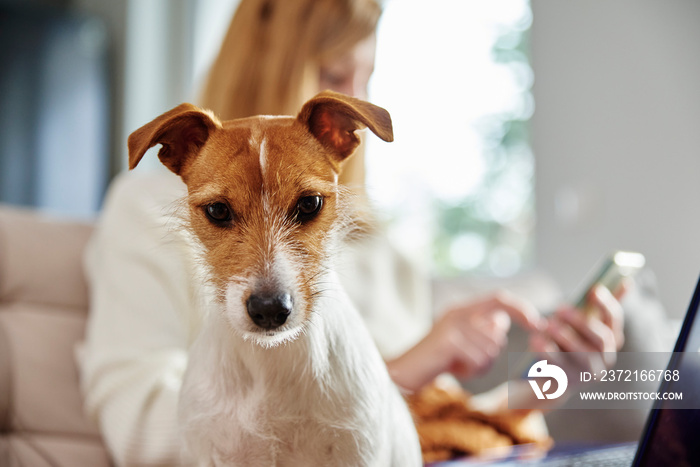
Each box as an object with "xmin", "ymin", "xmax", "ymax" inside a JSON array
[
  {"xmin": 128, "ymin": 103, "xmax": 221, "ymax": 175},
  {"xmin": 297, "ymin": 91, "xmax": 393, "ymax": 164}
]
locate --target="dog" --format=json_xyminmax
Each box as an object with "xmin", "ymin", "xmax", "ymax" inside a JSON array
[{"xmin": 127, "ymin": 91, "xmax": 422, "ymax": 466}]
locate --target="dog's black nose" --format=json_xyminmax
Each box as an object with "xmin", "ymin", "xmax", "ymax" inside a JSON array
[{"xmin": 246, "ymin": 292, "xmax": 293, "ymax": 329}]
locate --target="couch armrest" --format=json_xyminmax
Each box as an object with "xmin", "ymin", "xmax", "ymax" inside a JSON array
[
  {"xmin": 0, "ymin": 318, "xmax": 9, "ymax": 431},
  {"xmin": 0, "ymin": 205, "xmax": 110, "ymax": 466},
  {"xmin": 0, "ymin": 206, "xmax": 93, "ymax": 311}
]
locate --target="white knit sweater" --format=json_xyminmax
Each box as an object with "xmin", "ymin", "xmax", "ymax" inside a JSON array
[{"xmin": 78, "ymin": 170, "xmax": 432, "ymax": 467}]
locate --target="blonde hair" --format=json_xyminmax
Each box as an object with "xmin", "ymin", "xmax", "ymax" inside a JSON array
[
  {"xmin": 200, "ymin": 0, "xmax": 381, "ymax": 118},
  {"xmin": 199, "ymin": 0, "xmax": 382, "ymax": 189}
]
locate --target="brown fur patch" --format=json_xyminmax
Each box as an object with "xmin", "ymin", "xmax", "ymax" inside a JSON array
[{"xmin": 181, "ymin": 116, "xmax": 345, "ymax": 322}]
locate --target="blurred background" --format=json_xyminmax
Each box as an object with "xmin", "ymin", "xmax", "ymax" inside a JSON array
[{"xmin": 1, "ymin": 0, "xmax": 699, "ymax": 321}]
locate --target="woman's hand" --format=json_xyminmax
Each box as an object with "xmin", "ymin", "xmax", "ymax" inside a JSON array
[
  {"xmin": 529, "ymin": 283, "xmax": 628, "ymax": 373},
  {"xmin": 387, "ymin": 292, "xmax": 544, "ymax": 392}
]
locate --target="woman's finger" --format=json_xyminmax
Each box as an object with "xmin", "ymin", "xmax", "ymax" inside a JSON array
[
  {"xmin": 587, "ymin": 285, "xmax": 625, "ymax": 349},
  {"xmin": 466, "ymin": 291, "xmax": 545, "ymax": 332},
  {"xmin": 556, "ymin": 307, "xmax": 616, "ymax": 353},
  {"xmin": 545, "ymin": 317, "xmax": 597, "ymax": 354}
]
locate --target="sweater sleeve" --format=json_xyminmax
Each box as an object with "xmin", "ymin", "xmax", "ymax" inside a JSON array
[
  {"xmin": 336, "ymin": 233, "xmax": 433, "ymax": 360},
  {"xmin": 79, "ymin": 171, "xmax": 198, "ymax": 467}
]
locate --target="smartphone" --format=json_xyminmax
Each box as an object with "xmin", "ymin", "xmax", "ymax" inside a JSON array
[{"xmin": 571, "ymin": 250, "xmax": 646, "ymax": 311}]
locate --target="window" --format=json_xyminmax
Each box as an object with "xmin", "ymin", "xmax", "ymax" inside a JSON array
[{"xmin": 366, "ymin": 0, "xmax": 534, "ymax": 277}]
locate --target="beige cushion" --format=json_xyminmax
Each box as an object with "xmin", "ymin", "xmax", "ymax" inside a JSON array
[{"xmin": 0, "ymin": 206, "xmax": 110, "ymax": 466}]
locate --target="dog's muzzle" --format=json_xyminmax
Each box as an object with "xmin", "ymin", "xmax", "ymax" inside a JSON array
[{"xmin": 246, "ymin": 292, "xmax": 293, "ymax": 329}]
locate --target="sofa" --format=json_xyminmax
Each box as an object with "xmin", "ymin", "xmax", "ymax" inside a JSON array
[{"xmin": 0, "ymin": 205, "xmax": 110, "ymax": 466}]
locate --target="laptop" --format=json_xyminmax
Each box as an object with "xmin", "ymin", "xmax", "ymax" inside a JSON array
[
  {"xmin": 432, "ymin": 274, "xmax": 700, "ymax": 466},
  {"xmin": 630, "ymin": 272, "xmax": 700, "ymax": 466}
]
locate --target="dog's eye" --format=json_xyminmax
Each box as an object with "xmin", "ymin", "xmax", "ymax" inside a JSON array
[
  {"xmin": 295, "ymin": 195, "xmax": 323, "ymax": 221},
  {"xmin": 205, "ymin": 202, "xmax": 233, "ymax": 225}
]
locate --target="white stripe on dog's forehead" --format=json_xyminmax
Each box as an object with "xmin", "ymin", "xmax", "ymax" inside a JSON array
[
  {"xmin": 259, "ymin": 138, "xmax": 268, "ymax": 178},
  {"xmin": 248, "ymin": 128, "xmax": 268, "ymax": 179},
  {"xmin": 248, "ymin": 128, "xmax": 272, "ymax": 217}
]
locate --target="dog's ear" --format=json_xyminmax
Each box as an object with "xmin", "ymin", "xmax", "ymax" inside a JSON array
[
  {"xmin": 128, "ymin": 103, "xmax": 221, "ymax": 175},
  {"xmin": 297, "ymin": 91, "xmax": 393, "ymax": 164}
]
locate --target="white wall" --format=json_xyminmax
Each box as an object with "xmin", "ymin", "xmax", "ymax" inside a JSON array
[{"xmin": 531, "ymin": 0, "xmax": 700, "ymax": 318}]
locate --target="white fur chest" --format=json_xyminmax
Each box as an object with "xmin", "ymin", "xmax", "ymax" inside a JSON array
[{"xmin": 178, "ymin": 278, "xmax": 420, "ymax": 466}]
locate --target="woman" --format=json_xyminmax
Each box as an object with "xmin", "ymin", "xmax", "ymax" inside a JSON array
[{"xmin": 80, "ymin": 1, "xmax": 625, "ymax": 465}]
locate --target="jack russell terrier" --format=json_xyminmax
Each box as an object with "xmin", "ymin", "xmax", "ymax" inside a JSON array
[{"xmin": 128, "ymin": 91, "xmax": 422, "ymax": 466}]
